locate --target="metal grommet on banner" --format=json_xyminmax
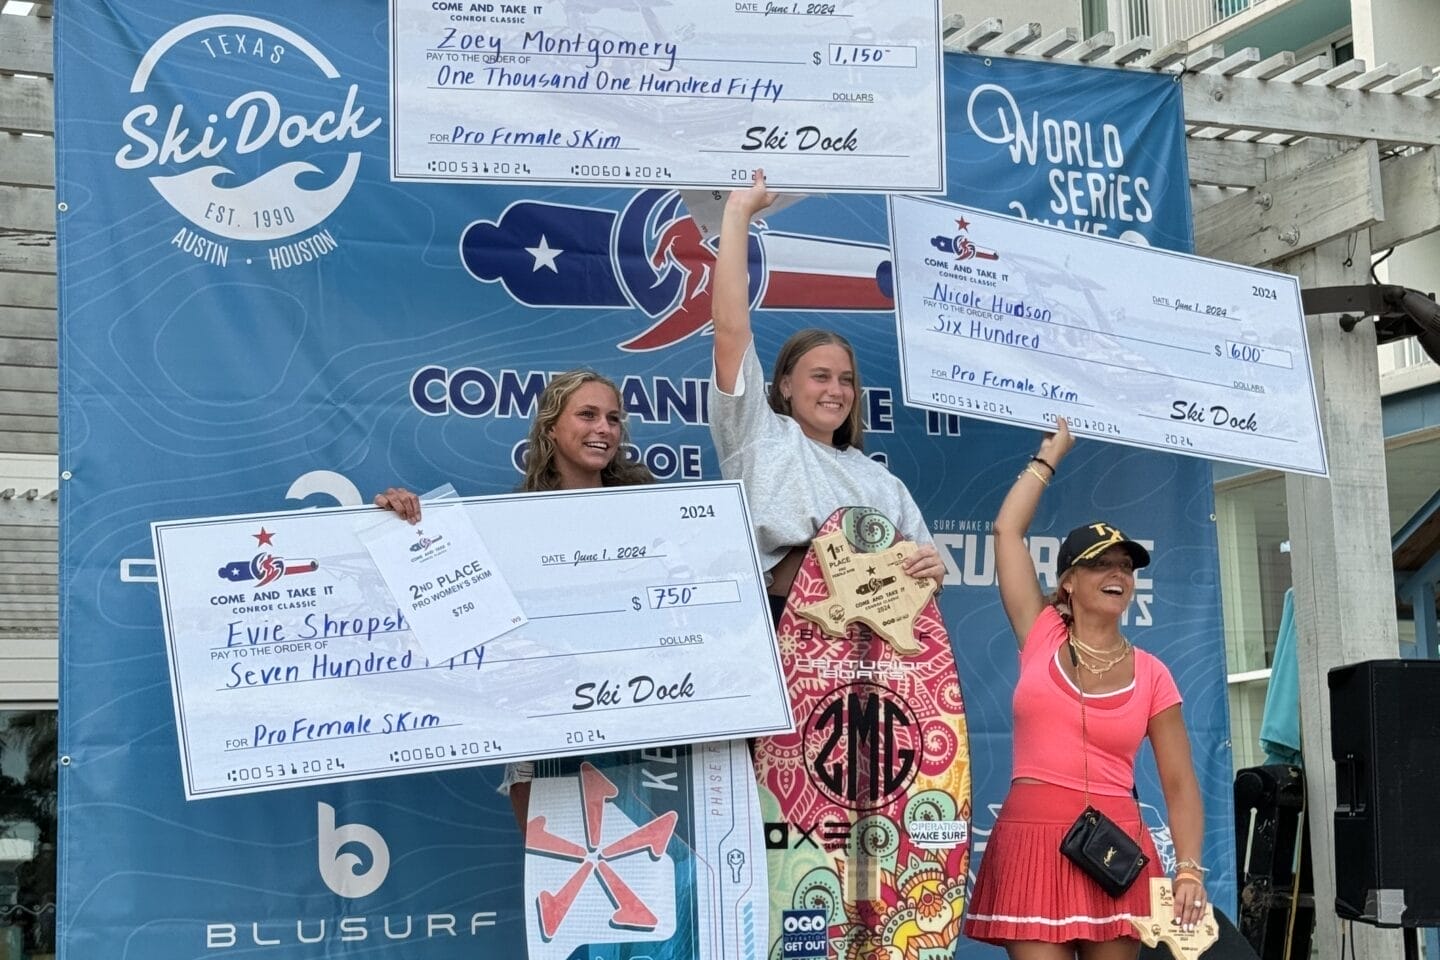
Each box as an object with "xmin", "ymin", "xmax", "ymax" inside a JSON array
[
  {"xmin": 60, "ymin": 756, "xmax": 72, "ymax": 766},
  {"xmin": 57, "ymin": 201, "xmax": 69, "ymax": 212},
  {"xmin": 983, "ymin": 58, "xmax": 992, "ymax": 67},
  {"xmin": 62, "ymin": 470, "xmax": 73, "ymax": 480}
]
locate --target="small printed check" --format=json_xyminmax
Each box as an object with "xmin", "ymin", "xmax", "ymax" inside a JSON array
[
  {"xmin": 151, "ymin": 481, "xmax": 791, "ymax": 799},
  {"xmin": 888, "ymin": 195, "xmax": 1327, "ymax": 476}
]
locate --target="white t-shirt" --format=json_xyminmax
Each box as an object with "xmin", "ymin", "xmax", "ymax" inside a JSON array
[{"xmin": 710, "ymin": 339, "xmax": 933, "ymax": 574}]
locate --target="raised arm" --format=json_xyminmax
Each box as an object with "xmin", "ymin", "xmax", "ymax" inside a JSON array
[
  {"xmin": 993, "ymin": 418, "xmax": 1073, "ymax": 644},
  {"xmin": 712, "ymin": 170, "xmax": 777, "ymax": 393}
]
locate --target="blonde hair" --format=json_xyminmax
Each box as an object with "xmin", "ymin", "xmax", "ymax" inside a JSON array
[
  {"xmin": 521, "ymin": 370, "xmax": 654, "ymax": 492},
  {"xmin": 767, "ymin": 328, "xmax": 865, "ymax": 451}
]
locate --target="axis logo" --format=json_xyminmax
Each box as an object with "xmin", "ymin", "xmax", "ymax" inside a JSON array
[
  {"xmin": 525, "ymin": 762, "xmax": 678, "ymax": 952},
  {"xmin": 115, "ymin": 15, "xmax": 380, "ymax": 271},
  {"xmin": 317, "ymin": 801, "xmax": 389, "ymax": 898}
]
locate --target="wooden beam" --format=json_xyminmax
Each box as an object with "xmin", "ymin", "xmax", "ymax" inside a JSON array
[
  {"xmin": 1186, "ymin": 138, "xmax": 1282, "ymax": 188},
  {"xmin": 1070, "ymin": 31, "xmax": 1116, "ymax": 63},
  {"xmin": 0, "ymin": 232, "xmax": 54, "ymax": 274},
  {"xmin": 983, "ymin": 23, "xmax": 1042, "ymax": 56},
  {"xmin": 1273, "ymin": 54, "xmax": 1331, "ymax": 85},
  {"xmin": 0, "ymin": 414, "xmax": 55, "ymax": 434},
  {"xmin": 0, "ymin": 14, "xmax": 52, "ymax": 78},
  {"xmin": 0, "ymin": 185, "xmax": 53, "ymax": 233},
  {"xmin": 1278, "ymin": 219, "xmax": 1404, "ymax": 960},
  {"xmin": 1030, "ymin": 27, "xmax": 1080, "ymax": 59},
  {"xmin": 1339, "ymin": 63, "xmax": 1400, "ymax": 92},
  {"xmin": 0, "ymin": 637, "xmax": 58, "ymax": 659},
  {"xmin": 0, "ymin": 432, "xmax": 56, "ymax": 454},
  {"xmin": 951, "ymin": 18, "xmax": 1003, "ymax": 51},
  {"xmin": 1136, "ymin": 39, "xmax": 1195, "ymax": 71},
  {"xmin": 0, "ymin": 390, "xmax": 55, "ymax": 417},
  {"xmin": 1372, "ymin": 148, "xmax": 1440, "ymax": 250},
  {"xmin": 1208, "ymin": 47, "xmax": 1261, "ymax": 77},
  {"xmin": 0, "ymin": 74, "xmax": 52, "ymax": 135},
  {"xmin": 1194, "ymin": 141, "xmax": 1383, "ymax": 266},
  {"xmin": 0, "ymin": 305, "xmax": 54, "ymax": 339},
  {"xmin": 0, "ymin": 524, "xmax": 55, "ymax": 541},
  {"xmin": 1376, "ymin": 66, "xmax": 1435, "ymax": 96},
  {"xmin": 0, "ymin": 270, "xmax": 55, "ymax": 309},
  {"xmin": 0, "ymin": 336, "xmax": 54, "ymax": 366},
  {"xmin": 0, "ymin": 363, "xmax": 56, "ymax": 392},
  {"xmin": 1182, "ymin": 71, "xmax": 1440, "ymax": 146},
  {"xmin": 0, "ymin": 134, "xmax": 52, "ymax": 188},
  {"xmin": 1310, "ymin": 59, "xmax": 1367, "ymax": 88},
  {"xmin": 1100, "ymin": 37, "xmax": 1154, "ymax": 67},
  {"xmin": 1239, "ymin": 51, "xmax": 1296, "ymax": 80}
]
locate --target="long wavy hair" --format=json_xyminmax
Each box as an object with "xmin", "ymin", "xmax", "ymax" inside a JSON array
[
  {"xmin": 766, "ymin": 328, "xmax": 865, "ymax": 451},
  {"xmin": 521, "ymin": 370, "xmax": 654, "ymax": 492}
]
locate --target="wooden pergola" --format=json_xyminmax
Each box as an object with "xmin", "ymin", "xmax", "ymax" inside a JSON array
[{"xmin": 3, "ymin": 8, "xmax": 1438, "ymax": 955}]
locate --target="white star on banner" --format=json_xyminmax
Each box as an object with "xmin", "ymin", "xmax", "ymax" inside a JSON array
[{"xmin": 525, "ymin": 235, "xmax": 563, "ymax": 273}]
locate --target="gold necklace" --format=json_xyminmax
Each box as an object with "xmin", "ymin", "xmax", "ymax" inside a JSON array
[
  {"xmin": 1070, "ymin": 634, "xmax": 1130, "ymax": 658},
  {"xmin": 1068, "ymin": 632, "xmax": 1131, "ymax": 676}
]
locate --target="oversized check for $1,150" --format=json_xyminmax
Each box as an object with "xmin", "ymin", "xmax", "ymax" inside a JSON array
[
  {"xmin": 887, "ymin": 196, "xmax": 1328, "ymax": 476},
  {"xmin": 388, "ymin": 0, "xmax": 945, "ymax": 192},
  {"xmin": 152, "ymin": 481, "xmax": 790, "ymax": 800}
]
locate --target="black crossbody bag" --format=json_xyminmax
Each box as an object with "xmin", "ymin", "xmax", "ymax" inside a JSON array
[{"xmin": 1058, "ymin": 638, "xmax": 1149, "ymax": 898}]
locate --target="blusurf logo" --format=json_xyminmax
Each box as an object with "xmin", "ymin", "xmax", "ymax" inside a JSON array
[
  {"xmin": 115, "ymin": 15, "xmax": 380, "ymax": 271},
  {"xmin": 204, "ymin": 802, "xmax": 498, "ymax": 948}
]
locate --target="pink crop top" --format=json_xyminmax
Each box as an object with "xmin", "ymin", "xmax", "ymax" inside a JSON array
[{"xmin": 1010, "ymin": 606, "xmax": 1182, "ymax": 796}]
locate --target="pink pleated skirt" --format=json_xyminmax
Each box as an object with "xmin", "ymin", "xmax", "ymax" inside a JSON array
[{"xmin": 963, "ymin": 781, "xmax": 1164, "ymax": 944}]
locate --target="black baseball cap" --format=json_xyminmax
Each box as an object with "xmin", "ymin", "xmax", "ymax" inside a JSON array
[{"xmin": 1056, "ymin": 522, "xmax": 1151, "ymax": 579}]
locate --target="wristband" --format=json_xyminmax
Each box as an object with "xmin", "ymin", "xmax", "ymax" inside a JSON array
[{"xmin": 1030, "ymin": 455, "xmax": 1055, "ymax": 474}]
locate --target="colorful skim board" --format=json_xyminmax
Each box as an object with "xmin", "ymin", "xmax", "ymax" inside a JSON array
[
  {"xmin": 754, "ymin": 507, "xmax": 971, "ymax": 960},
  {"xmin": 524, "ymin": 739, "xmax": 768, "ymax": 960}
]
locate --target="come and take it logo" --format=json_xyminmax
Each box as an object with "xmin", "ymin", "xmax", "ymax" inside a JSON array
[
  {"xmin": 115, "ymin": 15, "xmax": 380, "ymax": 271},
  {"xmin": 317, "ymin": 802, "xmax": 390, "ymax": 898},
  {"xmin": 525, "ymin": 762, "xmax": 678, "ymax": 945},
  {"xmin": 216, "ymin": 526, "xmax": 318, "ymax": 587},
  {"xmin": 930, "ymin": 216, "xmax": 1000, "ymax": 264}
]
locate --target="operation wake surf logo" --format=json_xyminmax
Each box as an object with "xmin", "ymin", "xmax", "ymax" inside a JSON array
[{"xmin": 115, "ymin": 14, "xmax": 380, "ymax": 271}]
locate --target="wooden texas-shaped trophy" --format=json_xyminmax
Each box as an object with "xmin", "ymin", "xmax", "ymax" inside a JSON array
[
  {"xmin": 794, "ymin": 527, "xmax": 937, "ymax": 653},
  {"xmin": 1129, "ymin": 878, "xmax": 1220, "ymax": 960}
]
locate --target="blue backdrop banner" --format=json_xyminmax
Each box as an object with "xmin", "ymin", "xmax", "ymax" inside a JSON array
[{"xmin": 56, "ymin": 4, "xmax": 1231, "ymax": 956}]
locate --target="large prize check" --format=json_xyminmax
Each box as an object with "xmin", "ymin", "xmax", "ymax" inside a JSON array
[
  {"xmin": 888, "ymin": 196, "xmax": 1329, "ymax": 476},
  {"xmin": 152, "ymin": 481, "xmax": 791, "ymax": 799},
  {"xmin": 388, "ymin": 0, "xmax": 945, "ymax": 192}
]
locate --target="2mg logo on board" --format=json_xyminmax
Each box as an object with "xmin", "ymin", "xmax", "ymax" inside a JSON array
[{"xmin": 114, "ymin": 14, "xmax": 381, "ymax": 271}]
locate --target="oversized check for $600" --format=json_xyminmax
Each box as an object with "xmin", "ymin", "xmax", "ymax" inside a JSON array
[
  {"xmin": 888, "ymin": 196, "xmax": 1327, "ymax": 476},
  {"xmin": 152, "ymin": 481, "xmax": 791, "ymax": 800}
]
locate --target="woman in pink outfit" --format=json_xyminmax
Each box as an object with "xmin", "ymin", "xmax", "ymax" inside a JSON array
[{"xmin": 963, "ymin": 417, "xmax": 1209, "ymax": 960}]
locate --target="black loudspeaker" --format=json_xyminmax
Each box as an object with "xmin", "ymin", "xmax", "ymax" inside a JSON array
[
  {"xmin": 1329, "ymin": 659, "xmax": 1440, "ymax": 926},
  {"xmin": 1139, "ymin": 909, "xmax": 1259, "ymax": 960}
]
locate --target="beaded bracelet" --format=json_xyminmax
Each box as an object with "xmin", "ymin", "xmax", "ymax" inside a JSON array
[{"xmin": 1174, "ymin": 858, "xmax": 1208, "ymax": 874}]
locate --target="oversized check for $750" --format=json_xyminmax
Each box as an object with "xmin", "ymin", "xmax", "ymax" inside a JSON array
[{"xmin": 152, "ymin": 481, "xmax": 791, "ymax": 800}]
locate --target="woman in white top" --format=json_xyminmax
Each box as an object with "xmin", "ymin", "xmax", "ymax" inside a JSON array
[{"xmin": 711, "ymin": 170, "xmax": 944, "ymax": 614}]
